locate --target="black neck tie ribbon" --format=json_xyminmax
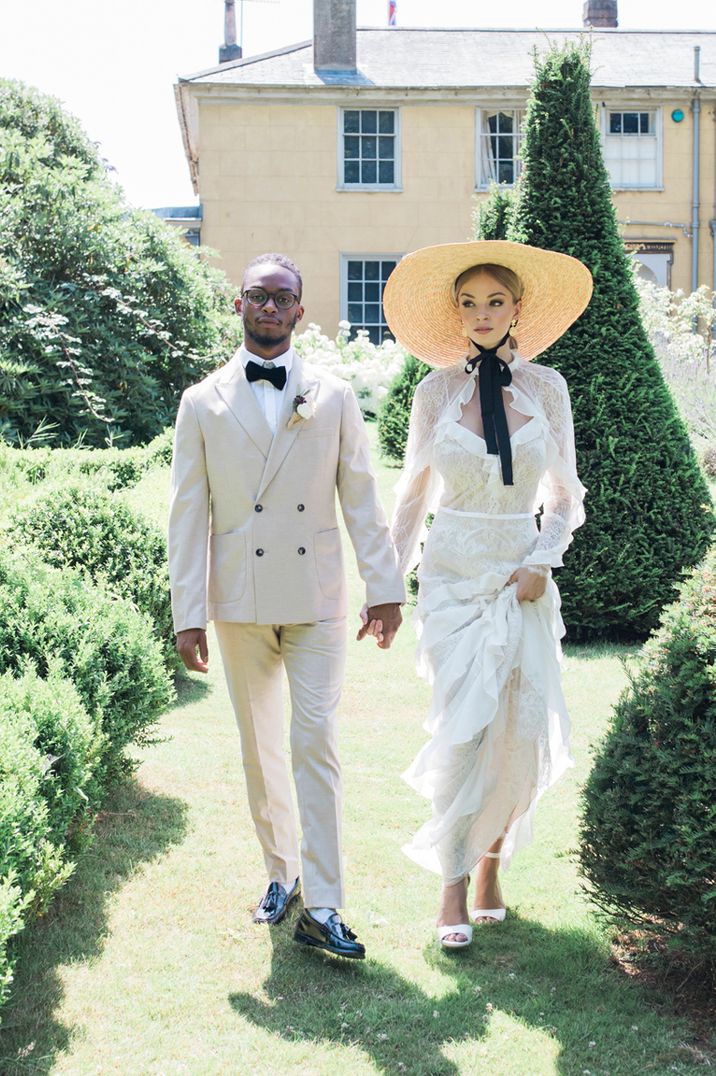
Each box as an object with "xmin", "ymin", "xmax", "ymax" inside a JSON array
[
  {"xmin": 245, "ymin": 359, "xmax": 287, "ymax": 391},
  {"xmin": 464, "ymin": 330, "xmax": 514, "ymax": 486}
]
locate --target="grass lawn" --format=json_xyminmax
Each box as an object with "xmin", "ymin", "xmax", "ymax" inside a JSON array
[{"xmin": 0, "ymin": 427, "xmax": 712, "ymax": 1075}]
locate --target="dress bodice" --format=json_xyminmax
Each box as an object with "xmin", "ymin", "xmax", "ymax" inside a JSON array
[{"xmin": 434, "ymin": 419, "xmax": 548, "ymax": 516}]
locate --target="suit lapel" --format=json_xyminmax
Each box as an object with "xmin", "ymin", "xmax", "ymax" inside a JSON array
[
  {"xmin": 215, "ymin": 352, "xmax": 273, "ymax": 458},
  {"xmin": 257, "ymin": 356, "xmax": 319, "ymax": 499}
]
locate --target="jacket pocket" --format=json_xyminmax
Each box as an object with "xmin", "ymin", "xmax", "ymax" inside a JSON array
[
  {"xmin": 314, "ymin": 527, "xmax": 343, "ymax": 600},
  {"xmin": 209, "ymin": 531, "xmax": 247, "ymax": 604}
]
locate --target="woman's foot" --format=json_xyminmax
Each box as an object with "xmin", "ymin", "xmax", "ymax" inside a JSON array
[
  {"xmin": 437, "ymin": 876, "xmax": 471, "ymax": 946},
  {"xmin": 472, "ymin": 851, "xmax": 506, "ymax": 924}
]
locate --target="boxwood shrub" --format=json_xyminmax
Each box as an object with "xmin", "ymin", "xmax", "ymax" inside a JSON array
[
  {"xmin": 8, "ymin": 485, "xmax": 176, "ymax": 667},
  {"xmin": 579, "ymin": 544, "xmax": 716, "ymax": 966},
  {"xmin": 0, "ymin": 548, "xmax": 174, "ymax": 781},
  {"xmin": 0, "ymin": 668, "xmax": 102, "ymax": 1018},
  {"xmin": 377, "ymin": 353, "xmax": 431, "ymax": 464}
]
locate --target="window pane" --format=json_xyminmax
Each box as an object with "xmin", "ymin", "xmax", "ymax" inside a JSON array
[
  {"xmin": 640, "ymin": 112, "xmax": 650, "ymax": 133},
  {"xmin": 347, "ymin": 261, "xmax": 363, "ymax": 281},
  {"xmin": 367, "ymin": 326, "xmax": 380, "ymax": 345},
  {"xmin": 348, "ymin": 303, "xmax": 363, "ymax": 322},
  {"xmin": 378, "ymin": 160, "xmax": 394, "ymax": 184},
  {"xmin": 361, "ymin": 111, "xmax": 377, "ymax": 133},
  {"xmin": 378, "ymin": 136, "xmax": 394, "ymax": 160},
  {"xmin": 609, "ymin": 113, "xmax": 622, "ymax": 133},
  {"xmin": 348, "ymin": 282, "xmax": 362, "ymax": 301},
  {"xmin": 378, "ymin": 111, "xmax": 395, "ymax": 133},
  {"xmin": 498, "ymin": 160, "xmax": 515, "ymax": 184},
  {"xmin": 364, "ymin": 282, "xmax": 380, "ymax": 302},
  {"xmin": 381, "ymin": 260, "xmax": 397, "ymax": 278},
  {"xmin": 498, "ymin": 135, "xmax": 513, "ymax": 160},
  {"xmin": 364, "ymin": 304, "xmax": 380, "ymax": 323},
  {"xmin": 344, "ymin": 160, "xmax": 359, "ymax": 183},
  {"xmin": 344, "ymin": 110, "xmax": 359, "ymax": 133},
  {"xmin": 361, "ymin": 159, "xmax": 377, "ymax": 183},
  {"xmin": 362, "ymin": 136, "xmax": 377, "ymax": 159},
  {"xmin": 497, "ymin": 112, "xmax": 513, "ymax": 133},
  {"xmin": 623, "ymin": 112, "xmax": 639, "ymax": 134},
  {"xmin": 488, "ymin": 113, "xmax": 499, "ymax": 134},
  {"xmin": 344, "ymin": 136, "xmax": 360, "ymax": 159},
  {"xmin": 365, "ymin": 261, "xmax": 380, "ymax": 280}
]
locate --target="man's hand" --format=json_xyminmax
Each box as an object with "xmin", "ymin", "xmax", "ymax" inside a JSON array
[
  {"xmin": 356, "ymin": 602, "xmax": 403, "ymax": 649},
  {"xmin": 176, "ymin": 628, "xmax": 209, "ymax": 673},
  {"xmin": 507, "ymin": 567, "xmax": 548, "ymax": 603}
]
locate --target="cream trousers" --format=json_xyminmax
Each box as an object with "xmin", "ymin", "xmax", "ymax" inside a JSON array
[{"xmin": 214, "ymin": 618, "xmax": 347, "ymax": 909}]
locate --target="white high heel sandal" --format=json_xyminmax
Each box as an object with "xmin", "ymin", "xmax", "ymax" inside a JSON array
[
  {"xmin": 437, "ymin": 876, "xmax": 473, "ymax": 949},
  {"xmin": 471, "ymin": 851, "xmax": 507, "ymax": 924}
]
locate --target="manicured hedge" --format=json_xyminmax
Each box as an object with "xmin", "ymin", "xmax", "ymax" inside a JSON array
[
  {"xmin": 0, "ymin": 668, "xmax": 98, "ymax": 1014},
  {"xmin": 0, "ymin": 548, "xmax": 174, "ymax": 782},
  {"xmin": 580, "ymin": 545, "xmax": 716, "ymax": 966},
  {"xmin": 9, "ymin": 484, "xmax": 176, "ymax": 668}
]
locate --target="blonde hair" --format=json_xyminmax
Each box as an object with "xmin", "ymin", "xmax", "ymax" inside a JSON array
[{"xmin": 452, "ymin": 263, "xmax": 524, "ymax": 347}]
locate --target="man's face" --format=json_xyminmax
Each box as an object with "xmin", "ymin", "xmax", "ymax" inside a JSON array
[{"xmin": 235, "ymin": 263, "xmax": 304, "ymax": 351}]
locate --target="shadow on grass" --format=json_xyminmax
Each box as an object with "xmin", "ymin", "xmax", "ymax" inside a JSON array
[
  {"xmin": 171, "ymin": 669, "xmax": 211, "ymax": 709},
  {"xmin": 0, "ymin": 780, "xmax": 188, "ymax": 1075},
  {"xmin": 230, "ymin": 911, "xmax": 692, "ymax": 1075}
]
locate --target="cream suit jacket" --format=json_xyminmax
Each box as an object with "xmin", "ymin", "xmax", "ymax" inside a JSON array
[{"xmin": 168, "ymin": 350, "xmax": 406, "ymax": 632}]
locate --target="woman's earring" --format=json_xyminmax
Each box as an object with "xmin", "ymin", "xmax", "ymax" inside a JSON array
[{"xmin": 510, "ymin": 318, "xmax": 519, "ymax": 329}]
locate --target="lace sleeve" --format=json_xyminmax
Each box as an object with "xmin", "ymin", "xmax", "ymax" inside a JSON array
[
  {"xmin": 522, "ymin": 369, "xmax": 586, "ymax": 571},
  {"xmin": 390, "ymin": 371, "xmax": 446, "ymax": 575}
]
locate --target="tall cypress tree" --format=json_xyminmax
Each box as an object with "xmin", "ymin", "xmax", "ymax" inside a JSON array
[{"xmin": 509, "ymin": 43, "xmax": 713, "ymax": 640}]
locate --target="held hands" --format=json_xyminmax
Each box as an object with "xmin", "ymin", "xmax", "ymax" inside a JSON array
[
  {"xmin": 175, "ymin": 628, "xmax": 209, "ymax": 673},
  {"xmin": 356, "ymin": 602, "xmax": 403, "ymax": 649},
  {"xmin": 507, "ymin": 567, "xmax": 549, "ymax": 602}
]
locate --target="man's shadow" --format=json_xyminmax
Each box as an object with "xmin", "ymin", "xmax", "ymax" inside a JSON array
[
  {"xmin": 0, "ymin": 779, "xmax": 187, "ymax": 1075},
  {"xmin": 230, "ymin": 910, "xmax": 665, "ymax": 1075}
]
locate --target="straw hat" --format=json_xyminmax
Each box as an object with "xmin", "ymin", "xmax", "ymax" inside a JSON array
[{"xmin": 383, "ymin": 240, "xmax": 593, "ymax": 366}]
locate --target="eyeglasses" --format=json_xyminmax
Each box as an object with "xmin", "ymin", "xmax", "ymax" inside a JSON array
[{"xmin": 242, "ymin": 288, "xmax": 300, "ymax": 310}]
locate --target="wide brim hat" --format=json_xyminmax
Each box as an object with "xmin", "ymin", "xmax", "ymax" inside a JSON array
[{"xmin": 383, "ymin": 240, "xmax": 593, "ymax": 365}]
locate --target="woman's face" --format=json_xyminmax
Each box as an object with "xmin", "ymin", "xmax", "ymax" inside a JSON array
[{"xmin": 456, "ymin": 270, "xmax": 521, "ymax": 349}]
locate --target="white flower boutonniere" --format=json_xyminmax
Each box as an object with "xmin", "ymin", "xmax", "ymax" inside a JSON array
[{"xmin": 287, "ymin": 389, "xmax": 316, "ymax": 429}]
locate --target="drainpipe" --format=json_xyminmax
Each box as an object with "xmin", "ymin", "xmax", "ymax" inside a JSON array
[{"xmin": 690, "ymin": 46, "xmax": 701, "ymax": 292}]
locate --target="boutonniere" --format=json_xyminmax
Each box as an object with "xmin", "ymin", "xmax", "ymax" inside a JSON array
[{"xmin": 287, "ymin": 389, "xmax": 316, "ymax": 429}]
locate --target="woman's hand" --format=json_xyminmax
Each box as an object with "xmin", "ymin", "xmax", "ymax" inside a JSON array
[{"xmin": 507, "ymin": 567, "xmax": 548, "ymax": 602}]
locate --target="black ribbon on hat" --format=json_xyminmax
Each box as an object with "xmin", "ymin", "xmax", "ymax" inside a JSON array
[
  {"xmin": 245, "ymin": 359, "xmax": 287, "ymax": 390},
  {"xmin": 464, "ymin": 330, "xmax": 514, "ymax": 486}
]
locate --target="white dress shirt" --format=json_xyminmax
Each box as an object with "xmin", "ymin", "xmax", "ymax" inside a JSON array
[{"xmin": 240, "ymin": 344, "xmax": 294, "ymax": 436}]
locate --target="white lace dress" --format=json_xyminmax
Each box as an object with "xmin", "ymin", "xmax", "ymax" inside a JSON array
[{"xmin": 391, "ymin": 353, "xmax": 585, "ymax": 885}]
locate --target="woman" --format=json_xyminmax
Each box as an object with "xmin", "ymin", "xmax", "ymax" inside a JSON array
[{"xmin": 380, "ymin": 240, "xmax": 592, "ymax": 948}]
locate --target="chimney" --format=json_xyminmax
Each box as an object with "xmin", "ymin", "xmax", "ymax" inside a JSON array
[
  {"xmin": 219, "ymin": 0, "xmax": 242, "ymax": 64},
  {"xmin": 314, "ymin": 0, "xmax": 356, "ymax": 73},
  {"xmin": 583, "ymin": 1, "xmax": 618, "ymax": 27}
]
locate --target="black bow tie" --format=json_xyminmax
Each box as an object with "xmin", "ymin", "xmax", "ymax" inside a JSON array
[
  {"xmin": 245, "ymin": 359, "xmax": 287, "ymax": 390},
  {"xmin": 465, "ymin": 331, "xmax": 514, "ymax": 486}
]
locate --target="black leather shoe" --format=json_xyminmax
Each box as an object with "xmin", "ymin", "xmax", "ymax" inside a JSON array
[
  {"xmin": 252, "ymin": 878, "xmax": 300, "ymax": 925},
  {"xmin": 293, "ymin": 910, "xmax": 366, "ymax": 959}
]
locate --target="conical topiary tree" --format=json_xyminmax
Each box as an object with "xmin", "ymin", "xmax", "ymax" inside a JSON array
[
  {"xmin": 507, "ymin": 43, "xmax": 713, "ymax": 640},
  {"xmin": 377, "ymin": 353, "xmax": 431, "ymax": 464}
]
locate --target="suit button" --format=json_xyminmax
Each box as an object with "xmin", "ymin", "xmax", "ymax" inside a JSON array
[
  {"xmin": 297, "ymin": 547, "xmax": 306, "ymax": 555},
  {"xmin": 297, "ymin": 504, "xmax": 305, "ymax": 512},
  {"xmin": 255, "ymin": 504, "xmax": 263, "ymax": 512},
  {"xmin": 256, "ymin": 548, "xmax": 264, "ymax": 557}
]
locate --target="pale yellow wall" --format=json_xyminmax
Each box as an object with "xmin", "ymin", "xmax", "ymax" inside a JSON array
[
  {"xmin": 199, "ymin": 100, "xmax": 477, "ymax": 334},
  {"xmin": 614, "ymin": 99, "xmax": 716, "ymax": 293},
  {"xmin": 197, "ymin": 94, "xmax": 716, "ymax": 336}
]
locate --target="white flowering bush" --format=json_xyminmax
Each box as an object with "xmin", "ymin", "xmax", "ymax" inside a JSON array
[
  {"xmin": 635, "ymin": 277, "xmax": 716, "ymax": 452},
  {"xmin": 294, "ymin": 322, "xmax": 407, "ymax": 417}
]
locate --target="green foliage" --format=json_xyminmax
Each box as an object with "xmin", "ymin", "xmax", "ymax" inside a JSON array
[
  {"xmin": 0, "ymin": 548, "xmax": 174, "ymax": 781},
  {"xmin": 0, "ymin": 668, "xmax": 101, "ymax": 1019},
  {"xmin": 580, "ymin": 546, "xmax": 716, "ymax": 966},
  {"xmin": 0, "ymin": 79, "xmax": 241, "ymax": 448},
  {"xmin": 507, "ymin": 43, "xmax": 713, "ymax": 639},
  {"xmin": 8, "ymin": 485, "xmax": 176, "ymax": 668},
  {"xmin": 473, "ymin": 184, "xmax": 515, "ymax": 240},
  {"xmin": 377, "ymin": 353, "xmax": 432, "ymax": 463},
  {"xmin": 0, "ymin": 426, "xmax": 173, "ymax": 491}
]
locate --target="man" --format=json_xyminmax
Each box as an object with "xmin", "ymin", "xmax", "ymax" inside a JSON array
[{"xmin": 168, "ymin": 253, "xmax": 405, "ymax": 960}]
